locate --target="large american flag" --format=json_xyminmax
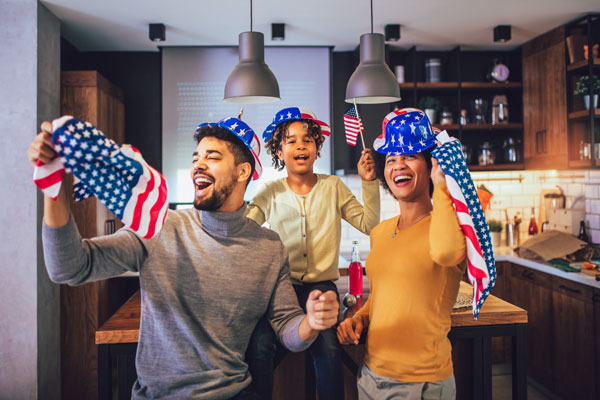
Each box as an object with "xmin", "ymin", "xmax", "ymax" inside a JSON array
[
  {"xmin": 343, "ymin": 105, "xmax": 363, "ymax": 146},
  {"xmin": 431, "ymin": 131, "xmax": 496, "ymax": 319},
  {"xmin": 33, "ymin": 116, "xmax": 169, "ymax": 239}
]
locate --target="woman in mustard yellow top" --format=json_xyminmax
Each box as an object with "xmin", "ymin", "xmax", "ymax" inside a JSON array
[{"xmin": 337, "ymin": 108, "xmax": 466, "ymax": 400}]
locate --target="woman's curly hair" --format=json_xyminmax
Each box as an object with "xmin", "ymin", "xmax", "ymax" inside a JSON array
[{"xmin": 265, "ymin": 119, "xmax": 325, "ymax": 170}]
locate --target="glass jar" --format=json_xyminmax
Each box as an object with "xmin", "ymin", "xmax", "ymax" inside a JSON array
[
  {"xmin": 503, "ymin": 137, "xmax": 518, "ymax": 163},
  {"xmin": 479, "ymin": 142, "xmax": 495, "ymax": 166}
]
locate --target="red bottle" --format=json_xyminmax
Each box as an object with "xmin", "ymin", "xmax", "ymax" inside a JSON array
[
  {"xmin": 528, "ymin": 207, "xmax": 538, "ymax": 236},
  {"xmin": 349, "ymin": 241, "xmax": 363, "ymax": 297}
]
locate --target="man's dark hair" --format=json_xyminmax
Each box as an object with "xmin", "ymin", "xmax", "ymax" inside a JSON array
[
  {"xmin": 193, "ymin": 125, "xmax": 255, "ymax": 185},
  {"xmin": 373, "ymin": 149, "xmax": 434, "ymax": 197},
  {"xmin": 265, "ymin": 119, "xmax": 325, "ymax": 170}
]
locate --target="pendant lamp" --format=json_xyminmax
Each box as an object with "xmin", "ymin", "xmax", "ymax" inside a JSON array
[
  {"xmin": 224, "ymin": 0, "xmax": 280, "ymax": 103},
  {"xmin": 345, "ymin": 0, "xmax": 401, "ymax": 104}
]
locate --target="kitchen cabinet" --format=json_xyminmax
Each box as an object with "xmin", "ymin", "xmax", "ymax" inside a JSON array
[
  {"xmin": 522, "ymin": 27, "xmax": 569, "ymax": 169},
  {"xmin": 565, "ymin": 14, "xmax": 600, "ymax": 168},
  {"xmin": 594, "ymin": 288, "xmax": 600, "ymax": 397},
  {"xmin": 389, "ymin": 47, "xmax": 524, "ymax": 171},
  {"xmin": 60, "ymin": 70, "xmax": 139, "ymax": 400},
  {"xmin": 551, "ymin": 276, "xmax": 596, "ymax": 400},
  {"xmin": 506, "ymin": 263, "xmax": 554, "ymax": 390}
]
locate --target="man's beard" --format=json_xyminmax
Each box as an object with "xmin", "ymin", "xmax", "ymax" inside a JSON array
[{"xmin": 193, "ymin": 173, "xmax": 237, "ymax": 211}]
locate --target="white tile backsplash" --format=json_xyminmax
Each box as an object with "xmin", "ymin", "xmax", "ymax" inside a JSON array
[{"xmin": 340, "ymin": 169, "xmax": 600, "ymax": 246}]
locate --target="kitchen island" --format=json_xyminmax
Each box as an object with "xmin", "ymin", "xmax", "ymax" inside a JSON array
[{"xmin": 96, "ymin": 277, "xmax": 526, "ymax": 400}]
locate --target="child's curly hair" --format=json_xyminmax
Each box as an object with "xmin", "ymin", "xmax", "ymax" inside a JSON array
[{"xmin": 265, "ymin": 119, "xmax": 325, "ymax": 170}]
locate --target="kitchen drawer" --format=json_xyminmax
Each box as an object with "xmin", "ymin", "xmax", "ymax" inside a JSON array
[
  {"xmin": 552, "ymin": 276, "xmax": 593, "ymax": 303},
  {"xmin": 510, "ymin": 264, "xmax": 552, "ymax": 289}
]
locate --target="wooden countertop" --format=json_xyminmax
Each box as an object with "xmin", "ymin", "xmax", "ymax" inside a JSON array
[{"xmin": 96, "ymin": 279, "xmax": 526, "ymax": 345}]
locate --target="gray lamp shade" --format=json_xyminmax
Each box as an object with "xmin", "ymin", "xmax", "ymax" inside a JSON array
[
  {"xmin": 345, "ymin": 33, "xmax": 401, "ymax": 104},
  {"xmin": 224, "ymin": 31, "xmax": 280, "ymax": 104}
]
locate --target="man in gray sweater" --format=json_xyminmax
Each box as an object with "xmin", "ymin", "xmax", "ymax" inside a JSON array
[{"xmin": 27, "ymin": 117, "xmax": 339, "ymax": 399}]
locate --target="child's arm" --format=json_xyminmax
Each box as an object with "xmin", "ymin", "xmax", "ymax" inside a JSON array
[
  {"xmin": 244, "ymin": 184, "xmax": 270, "ymax": 225},
  {"xmin": 338, "ymin": 178, "xmax": 380, "ymax": 235},
  {"xmin": 245, "ymin": 202, "xmax": 266, "ymax": 225}
]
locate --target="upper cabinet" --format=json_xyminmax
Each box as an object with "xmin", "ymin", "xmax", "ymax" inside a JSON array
[
  {"xmin": 522, "ymin": 14, "xmax": 600, "ymax": 170},
  {"xmin": 522, "ymin": 27, "xmax": 568, "ymax": 169},
  {"xmin": 388, "ymin": 47, "xmax": 524, "ymax": 171}
]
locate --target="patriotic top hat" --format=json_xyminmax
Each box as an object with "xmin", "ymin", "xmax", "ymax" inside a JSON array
[
  {"xmin": 373, "ymin": 108, "xmax": 438, "ymax": 155},
  {"xmin": 262, "ymin": 107, "xmax": 331, "ymax": 143},
  {"xmin": 196, "ymin": 117, "xmax": 262, "ymax": 180}
]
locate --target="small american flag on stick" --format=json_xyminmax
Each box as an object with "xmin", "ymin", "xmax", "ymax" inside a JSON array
[
  {"xmin": 343, "ymin": 105, "xmax": 364, "ymax": 147},
  {"xmin": 431, "ymin": 131, "xmax": 496, "ymax": 319}
]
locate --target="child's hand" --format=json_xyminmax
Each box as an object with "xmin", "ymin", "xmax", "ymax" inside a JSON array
[
  {"xmin": 431, "ymin": 157, "xmax": 445, "ymax": 184},
  {"xmin": 357, "ymin": 149, "xmax": 376, "ymax": 181}
]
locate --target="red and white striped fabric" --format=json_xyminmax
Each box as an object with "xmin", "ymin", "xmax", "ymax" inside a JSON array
[
  {"xmin": 33, "ymin": 116, "xmax": 169, "ymax": 239},
  {"xmin": 431, "ymin": 131, "xmax": 496, "ymax": 319}
]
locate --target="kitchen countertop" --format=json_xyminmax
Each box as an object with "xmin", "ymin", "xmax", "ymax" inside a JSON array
[{"xmin": 494, "ymin": 246, "xmax": 600, "ymax": 289}]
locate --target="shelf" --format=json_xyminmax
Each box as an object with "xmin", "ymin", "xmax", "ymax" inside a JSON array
[
  {"xmin": 399, "ymin": 82, "xmax": 522, "ymax": 90},
  {"xmin": 461, "ymin": 123, "xmax": 523, "ymax": 130},
  {"xmin": 468, "ymin": 163, "xmax": 524, "ymax": 171},
  {"xmin": 568, "ymin": 159, "xmax": 594, "ymax": 169},
  {"xmin": 566, "ymin": 58, "xmax": 600, "ymax": 73},
  {"xmin": 433, "ymin": 124, "xmax": 460, "ymax": 131},
  {"xmin": 460, "ymin": 82, "xmax": 522, "ymax": 90},
  {"xmin": 568, "ymin": 109, "xmax": 600, "ymax": 120}
]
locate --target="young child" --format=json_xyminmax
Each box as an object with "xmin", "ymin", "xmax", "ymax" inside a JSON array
[{"xmin": 245, "ymin": 107, "xmax": 380, "ymax": 400}]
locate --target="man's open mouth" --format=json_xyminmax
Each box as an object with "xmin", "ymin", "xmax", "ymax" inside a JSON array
[{"xmin": 194, "ymin": 176, "xmax": 213, "ymax": 190}]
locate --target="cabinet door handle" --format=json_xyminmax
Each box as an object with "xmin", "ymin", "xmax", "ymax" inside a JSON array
[
  {"xmin": 521, "ymin": 270, "xmax": 534, "ymax": 280},
  {"xmin": 536, "ymin": 130, "xmax": 546, "ymax": 154},
  {"xmin": 559, "ymin": 284, "xmax": 581, "ymax": 294}
]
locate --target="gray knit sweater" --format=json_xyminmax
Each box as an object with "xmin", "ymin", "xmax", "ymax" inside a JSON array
[{"xmin": 43, "ymin": 204, "xmax": 312, "ymax": 399}]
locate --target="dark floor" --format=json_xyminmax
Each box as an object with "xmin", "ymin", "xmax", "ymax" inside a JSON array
[{"xmin": 492, "ymin": 364, "xmax": 559, "ymax": 400}]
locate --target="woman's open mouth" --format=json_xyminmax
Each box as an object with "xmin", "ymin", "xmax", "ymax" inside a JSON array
[{"xmin": 393, "ymin": 175, "xmax": 413, "ymax": 186}]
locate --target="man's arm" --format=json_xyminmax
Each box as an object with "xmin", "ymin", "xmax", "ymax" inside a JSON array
[{"xmin": 30, "ymin": 122, "xmax": 147, "ymax": 285}]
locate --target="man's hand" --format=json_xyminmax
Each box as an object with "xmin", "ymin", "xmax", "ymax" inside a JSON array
[
  {"xmin": 27, "ymin": 122, "xmax": 55, "ymax": 166},
  {"xmin": 357, "ymin": 149, "xmax": 376, "ymax": 181},
  {"xmin": 305, "ymin": 290, "xmax": 339, "ymax": 330},
  {"xmin": 336, "ymin": 316, "xmax": 364, "ymax": 345}
]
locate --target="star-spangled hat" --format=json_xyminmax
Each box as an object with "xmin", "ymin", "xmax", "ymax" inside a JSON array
[
  {"xmin": 262, "ymin": 107, "xmax": 331, "ymax": 143},
  {"xmin": 373, "ymin": 108, "xmax": 438, "ymax": 155},
  {"xmin": 32, "ymin": 116, "xmax": 169, "ymax": 239},
  {"xmin": 195, "ymin": 117, "xmax": 262, "ymax": 180}
]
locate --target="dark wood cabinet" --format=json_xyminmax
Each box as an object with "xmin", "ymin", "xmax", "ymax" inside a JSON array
[
  {"xmin": 506, "ymin": 263, "xmax": 554, "ymax": 389},
  {"xmin": 522, "ymin": 27, "xmax": 568, "ymax": 169},
  {"xmin": 552, "ymin": 276, "xmax": 596, "ymax": 400},
  {"xmin": 60, "ymin": 71, "xmax": 139, "ymax": 400}
]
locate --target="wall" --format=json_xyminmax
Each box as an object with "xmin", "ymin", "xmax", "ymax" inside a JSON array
[
  {"xmin": 61, "ymin": 40, "xmax": 162, "ymax": 171},
  {"xmin": 340, "ymin": 169, "xmax": 599, "ymax": 258},
  {"xmin": 0, "ymin": 1, "xmax": 61, "ymax": 398}
]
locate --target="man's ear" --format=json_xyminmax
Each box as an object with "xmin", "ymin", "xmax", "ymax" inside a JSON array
[{"xmin": 236, "ymin": 162, "xmax": 252, "ymax": 183}]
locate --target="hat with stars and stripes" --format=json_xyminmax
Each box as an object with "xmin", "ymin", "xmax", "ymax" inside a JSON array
[
  {"xmin": 195, "ymin": 117, "xmax": 262, "ymax": 180},
  {"xmin": 373, "ymin": 108, "xmax": 438, "ymax": 155}
]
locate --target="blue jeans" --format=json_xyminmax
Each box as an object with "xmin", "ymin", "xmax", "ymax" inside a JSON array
[{"xmin": 245, "ymin": 280, "xmax": 344, "ymax": 400}]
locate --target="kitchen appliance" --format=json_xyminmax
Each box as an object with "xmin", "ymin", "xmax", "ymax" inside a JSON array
[
  {"xmin": 548, "ymin": 209, "xmax": 585, "ymax": 236},
  {"xmin": 471, "ymin": 98, "xmax": 487, "ymax": 124},
  {"xmin": 539, "ymin": 186, "xmax": 566, "ymax": 229},
  {"xmin": 491, "ymin": 95, "xmax": 509, "ymax": 124}
]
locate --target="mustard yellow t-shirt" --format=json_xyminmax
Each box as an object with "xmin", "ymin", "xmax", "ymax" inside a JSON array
[
  {"xmin": 246, "ymin": 174, "xmax": 380, "ymax": 283},
  {"xmin": 355, "ymin": 181, "xmax": 466, "ymax": 382}
]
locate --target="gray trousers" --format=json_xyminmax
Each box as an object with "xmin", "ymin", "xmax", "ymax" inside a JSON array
[{"xmin": 357, "ymin": 363, "xmax": 456, "ymax": 400}]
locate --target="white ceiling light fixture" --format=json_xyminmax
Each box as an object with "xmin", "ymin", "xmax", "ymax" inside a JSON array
[
  {"xmin": 224, "ymin": 0, "xmax": 281, "ymax": 104},
  {"xmin": 345, "ymin": 0, "xmax": 401, "ymax": 104}
]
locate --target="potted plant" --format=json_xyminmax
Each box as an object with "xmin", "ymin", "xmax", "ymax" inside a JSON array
[
  {"xmin": 418, "ymin": 96, "xmax": 441, "ymax": 124},
  {"xmin": 488, "ymin": 219, "xmax": 503, "ymax": 248},
  {"xmin": 574, "ymin": 74, "xmax": 600, "ymax": 110}
]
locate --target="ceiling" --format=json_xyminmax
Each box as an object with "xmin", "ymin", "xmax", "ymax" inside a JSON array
[{"xmin": 42, "ymin": 0, "xmax": 599, "ymax": 52}]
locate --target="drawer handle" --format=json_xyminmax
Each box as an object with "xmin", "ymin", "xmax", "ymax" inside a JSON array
[
  {"xmin": 559, "ymin": 284, "xmax": 581, "ymax": 294},
  {"xmin": 521, "ymin": 270, "xmax": 534, "ymax": 280}
]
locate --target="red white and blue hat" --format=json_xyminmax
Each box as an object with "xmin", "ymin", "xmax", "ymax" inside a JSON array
[
  {"xmin": 262, "ymin": 107, "xmax": 331, "ymax": 143},
  {"xmin": 196, "ymin": 117, "xmax": 262, "ymax": 180},
  {"xmin": 373, "ymin": 108, "xmax": 438, "ymax": 155}
]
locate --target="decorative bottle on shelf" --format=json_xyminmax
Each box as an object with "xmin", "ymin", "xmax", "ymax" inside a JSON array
[
  {"xmin": 528, "ymin": 207, "xmax": 538, "ymax": 236},
  {"xmin": 578, "ymin": 220, "xmax": 590, "ymax": 243},
  {"xmin": 349, "ymin": 240, "xmax": 363, "ymax": 298}
]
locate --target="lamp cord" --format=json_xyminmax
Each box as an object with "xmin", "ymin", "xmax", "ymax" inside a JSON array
[
  {"xmin": 370, "ymin": 0, "xmax": 373, "ymax": 34},
  {"xmin": 250, "ymin": 0, "xmax": 253, "ymax": 32}
]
